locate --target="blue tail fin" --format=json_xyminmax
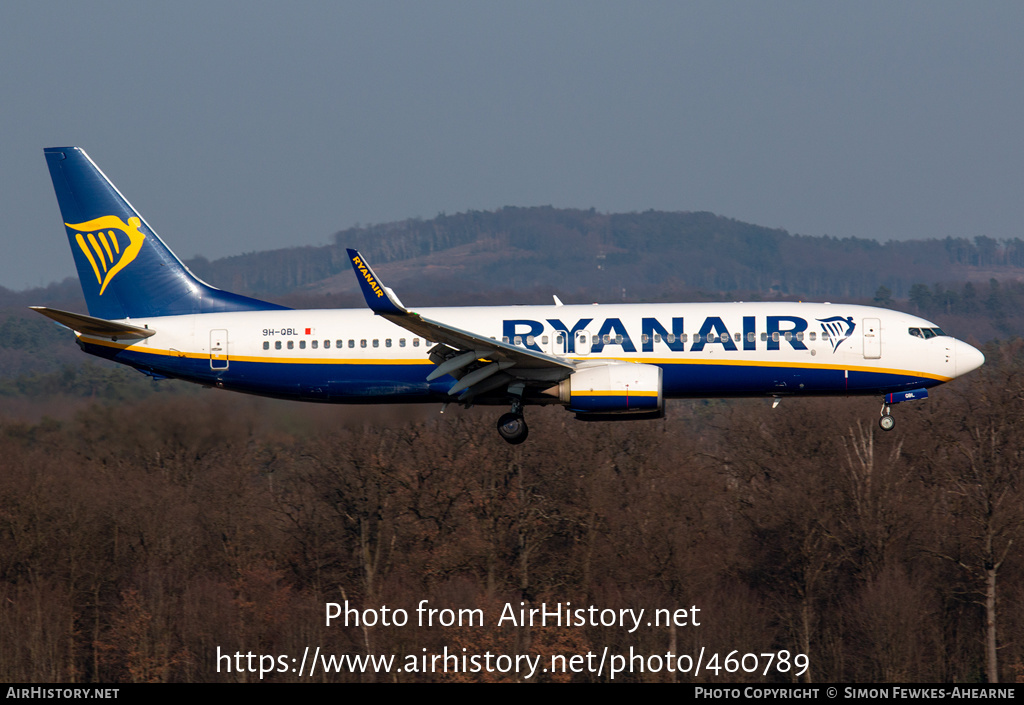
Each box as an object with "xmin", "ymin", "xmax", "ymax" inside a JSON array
[{"xmin": 44, "ymin": 147, "xmax": 289, "ymax": 319}]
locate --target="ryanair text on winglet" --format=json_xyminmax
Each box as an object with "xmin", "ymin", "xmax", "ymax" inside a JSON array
[{"xmin": 352, "ymin": 255, "xmax": 385, "ymax": 298}]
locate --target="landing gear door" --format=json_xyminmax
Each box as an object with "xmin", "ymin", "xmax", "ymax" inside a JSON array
[
  {"xmin": 863, "ymin": 318, "xmax": 881, "ymax": 359},
  {"xmin": 210, "ymin": 329, "xmax": 229, "ymax": 369}
]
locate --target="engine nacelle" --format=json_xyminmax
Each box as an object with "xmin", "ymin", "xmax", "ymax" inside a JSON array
[{"xmin": 553, "ymin": 362, "xmax": 664, "ymax": 417}]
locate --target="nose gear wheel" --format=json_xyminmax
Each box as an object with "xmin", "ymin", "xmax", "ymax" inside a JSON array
[{"xmin": 879, "ymin": 401, "xmax": 895, "ymax": 431}]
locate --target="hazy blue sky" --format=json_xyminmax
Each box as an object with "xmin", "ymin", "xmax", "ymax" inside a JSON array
[{"xmin": 2, "ymin": 1, "xmax": 1022, "ymax": 290}]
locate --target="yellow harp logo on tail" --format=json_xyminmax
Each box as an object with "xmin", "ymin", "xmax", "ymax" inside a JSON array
[{"xmin": 66, "ymin": 216, "xmax": 146, "ymax": 295}]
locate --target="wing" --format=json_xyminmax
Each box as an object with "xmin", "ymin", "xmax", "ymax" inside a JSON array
[
  {"xmin": 30, "ymin": 306, "xmax": 156, "ymax": 340},
  {"xmin": 347, "ymin": 249, "xmax": 574, "ymax": 400}
]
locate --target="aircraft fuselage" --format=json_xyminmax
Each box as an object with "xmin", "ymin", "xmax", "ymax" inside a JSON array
[{"xmin": 77, "ymin": 301, "xmax": 979, "ymax": 404}]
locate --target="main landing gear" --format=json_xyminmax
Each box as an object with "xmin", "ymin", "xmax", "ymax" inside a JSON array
[
  {"xmin": 879, "ymin": 401, "xmax": 895, "ymax": 432},
  {"xmin": 496, "ymin": 397, "xmax": 529, "ymax": 444}
]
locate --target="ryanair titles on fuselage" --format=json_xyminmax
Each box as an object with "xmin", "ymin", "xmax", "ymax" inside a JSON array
[{"xmin": 503, "ymin": 313, "xmax": 854, "ymax": 355}]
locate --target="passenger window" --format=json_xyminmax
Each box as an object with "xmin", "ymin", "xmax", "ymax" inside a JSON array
[
  {"xmin": 287, "ymin": 341, "xmax": 294, "ymax": 350},
  {"xmin": 275, "ymin": 341, "xmax": 282, "ymax": 350},
  {"xmin": 360, "ymin": 340, "xmax": 367, "ymax": 348},
  {"xmin": 399, "ymin": 338, "xmax": 406, "ymax": 347},
  {"xmin": 514, "ymin": 336, "xmax": 522, "ymax": 345},
  {"xmin": 527, "ymin": 335, "xmax": 535, "ymax": 346},
  {"xmin": 822, "ymin": 331, "xmax": 830, "ymax": 340},
  {"xmin": 796, "ymin": 332, "xmax": 803, "ymax": 341},
  {"xmin": 681, "ymin": 334, "xmax": 688, "ymax": 342},
  {"xmin": 324, "ymin": 340, "xmax": 330, "ymax": 349},
  {"xmin": 413, "ymin": 338, "xmax": 420, "ymax": 347},
  {"xmin": 642, "ymin": 334, "xmax": 649, "ymax": 344},
  {"xmin": 503, "ymin": 336, "xmax": 509, "ymax": 343},
  {"xmin": 373, "ymin": 339, "xmax": 379, "ymax": 348},
  {"xmin": 734, "ymin": 333, "xmax": 741, "ymax": 342},
  {"xmin": 614, "ymin": 335, "xmax": 622, "ymax": 344},
  {"xmin": 772, "ymin": 332, "xmax": 780, "ymax": 342},
  {"xmin": 299, "ymin": 340, "xmax": 306, "ymax": 349},
  {"xmin": 809, "ymin": 332, "xmax": 816, "ymax": 341},
  {"xmin": 348, "ymin": 340, "xmax": 354, "ymax": 348},
  {"xmin": 667, "ymin": 334, "xmax": 675, "ymax": 343},
  {"xmin": 385, "ymin": 339, "xmax": 392, "ymax": 347},
  {"xmin": 693, "ymin": 334, "xmax": 702, "ymax": 343},
  {"xmin": 747, "ymin": 332, "xmax": 756, "ymax": 342},
  {"xmin": 760, "ymin": 332, "xmax": 767, "ymax": 342},
  {"xmin": 542, "ymin": 335, "xmax": 548, "ymax": 345},
  {"xmin": 654, "ymin": 333, "xmax": 661, "ymax": 343},
  {"xmin": 263, "ymin": 341, "xmax": 269, "ymax": 350},
  {"xmin": 556, "ymin": 334, "xmax": 565, "ymax": 345}
]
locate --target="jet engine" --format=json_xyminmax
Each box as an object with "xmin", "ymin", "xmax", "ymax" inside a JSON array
[{"xmin": 548, "ymin": 362, "xmax": 664, "ymax": 420}]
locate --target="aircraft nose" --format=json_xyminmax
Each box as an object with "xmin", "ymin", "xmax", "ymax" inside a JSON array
[{"xmin": 954, "ymin": 339, "xmax": 985, "ymax": 377}]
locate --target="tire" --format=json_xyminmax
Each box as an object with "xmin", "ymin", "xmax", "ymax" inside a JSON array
[
  {"xmin": 497, "ymin": 413, "xmax": 529, "ymax": 444},
  {"xmin": 878, "ymin": 415, "xmax": 895, "ymax": 431}
]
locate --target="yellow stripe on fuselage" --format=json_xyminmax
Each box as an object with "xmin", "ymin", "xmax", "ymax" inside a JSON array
[
  {"xmin": 78, "ymin": 337, "xmax": 951, "ymax": 381},
  {"xmin": 577, "ymin": 356, "xmax": 953, "ymax": 382},
  {"xmin": 573, "ymin": 390, "xmax": 660, "ymax": 397},
  {"xmin": 79, "ymin": 336, "xmax": 434, "ymax": 365}
]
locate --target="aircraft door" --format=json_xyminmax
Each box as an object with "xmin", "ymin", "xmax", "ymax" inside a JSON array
[
  {"xmin": 862, "ymin": 318, "xmax": 881, "ymax": 359},
  {"xmin": 210, "ymin": 329, "xmax": 229, "ymax": 369}
]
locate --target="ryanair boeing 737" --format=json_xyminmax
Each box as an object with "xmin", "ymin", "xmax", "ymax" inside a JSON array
[{"xmin": 33, "ymin": 147, "xmax": 985, "ymax": 443}]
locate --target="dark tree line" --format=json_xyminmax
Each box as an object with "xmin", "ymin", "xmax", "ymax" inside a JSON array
[{"xmin": 1, "ymin": 341, "xmax": 1021, "ymax": 683}]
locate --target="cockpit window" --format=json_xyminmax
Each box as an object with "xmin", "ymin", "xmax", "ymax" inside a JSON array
[
  {"xmin": 910, "ymin": 326, "xmax": 947, "ymax": 339},
  {"xmin": 921, "ymin": 328, "xmax": 936, "ymax": 339},
  {"xmin": 909, "ymin": 328, "xmax": 923, "ymax": 338},
  {"xmin": 932, "ymin": 327, "xmax": 946, "ymax": 337}
]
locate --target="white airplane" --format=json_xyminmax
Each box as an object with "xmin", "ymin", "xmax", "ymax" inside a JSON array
[{"xmin": 33, "ymin": 147, "xmax": 985, "ymax": 444}]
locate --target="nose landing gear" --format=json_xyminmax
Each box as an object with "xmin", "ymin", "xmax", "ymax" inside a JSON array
[
  {"xmin": 879, "ymin": 401, "xmax": 895, "ymax": 432},
  {"xmin": 877, "ymin": 388, "xmax": 930, "ymax": 431}
]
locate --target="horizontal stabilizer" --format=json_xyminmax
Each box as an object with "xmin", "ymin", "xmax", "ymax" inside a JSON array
[{"xmin": 29, "ymin": 306, "xmax": 155, "ymax": 340}]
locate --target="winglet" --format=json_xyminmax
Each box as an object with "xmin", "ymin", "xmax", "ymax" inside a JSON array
[{"xmin": 346, "ymin": 249, "xmax": 407, "ymax": 315}]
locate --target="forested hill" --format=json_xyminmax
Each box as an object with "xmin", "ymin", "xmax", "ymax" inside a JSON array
[
  {"xmin": 3, "ymin": 207, "xmax": 1024, "ymax": 382},
  {"xmin": 175, "ymin": 207, "xmax": 1024, "ymax": 305}
]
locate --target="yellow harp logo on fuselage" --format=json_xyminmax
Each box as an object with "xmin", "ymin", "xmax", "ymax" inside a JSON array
[{"xmin": 66, "ymin": 216, "xmax": 146, "ymax": 295}]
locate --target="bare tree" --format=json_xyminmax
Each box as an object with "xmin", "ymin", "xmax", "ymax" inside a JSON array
[{"xmin": 922, "ymin": 342, "xmax": 1024, "ymax": 683}]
